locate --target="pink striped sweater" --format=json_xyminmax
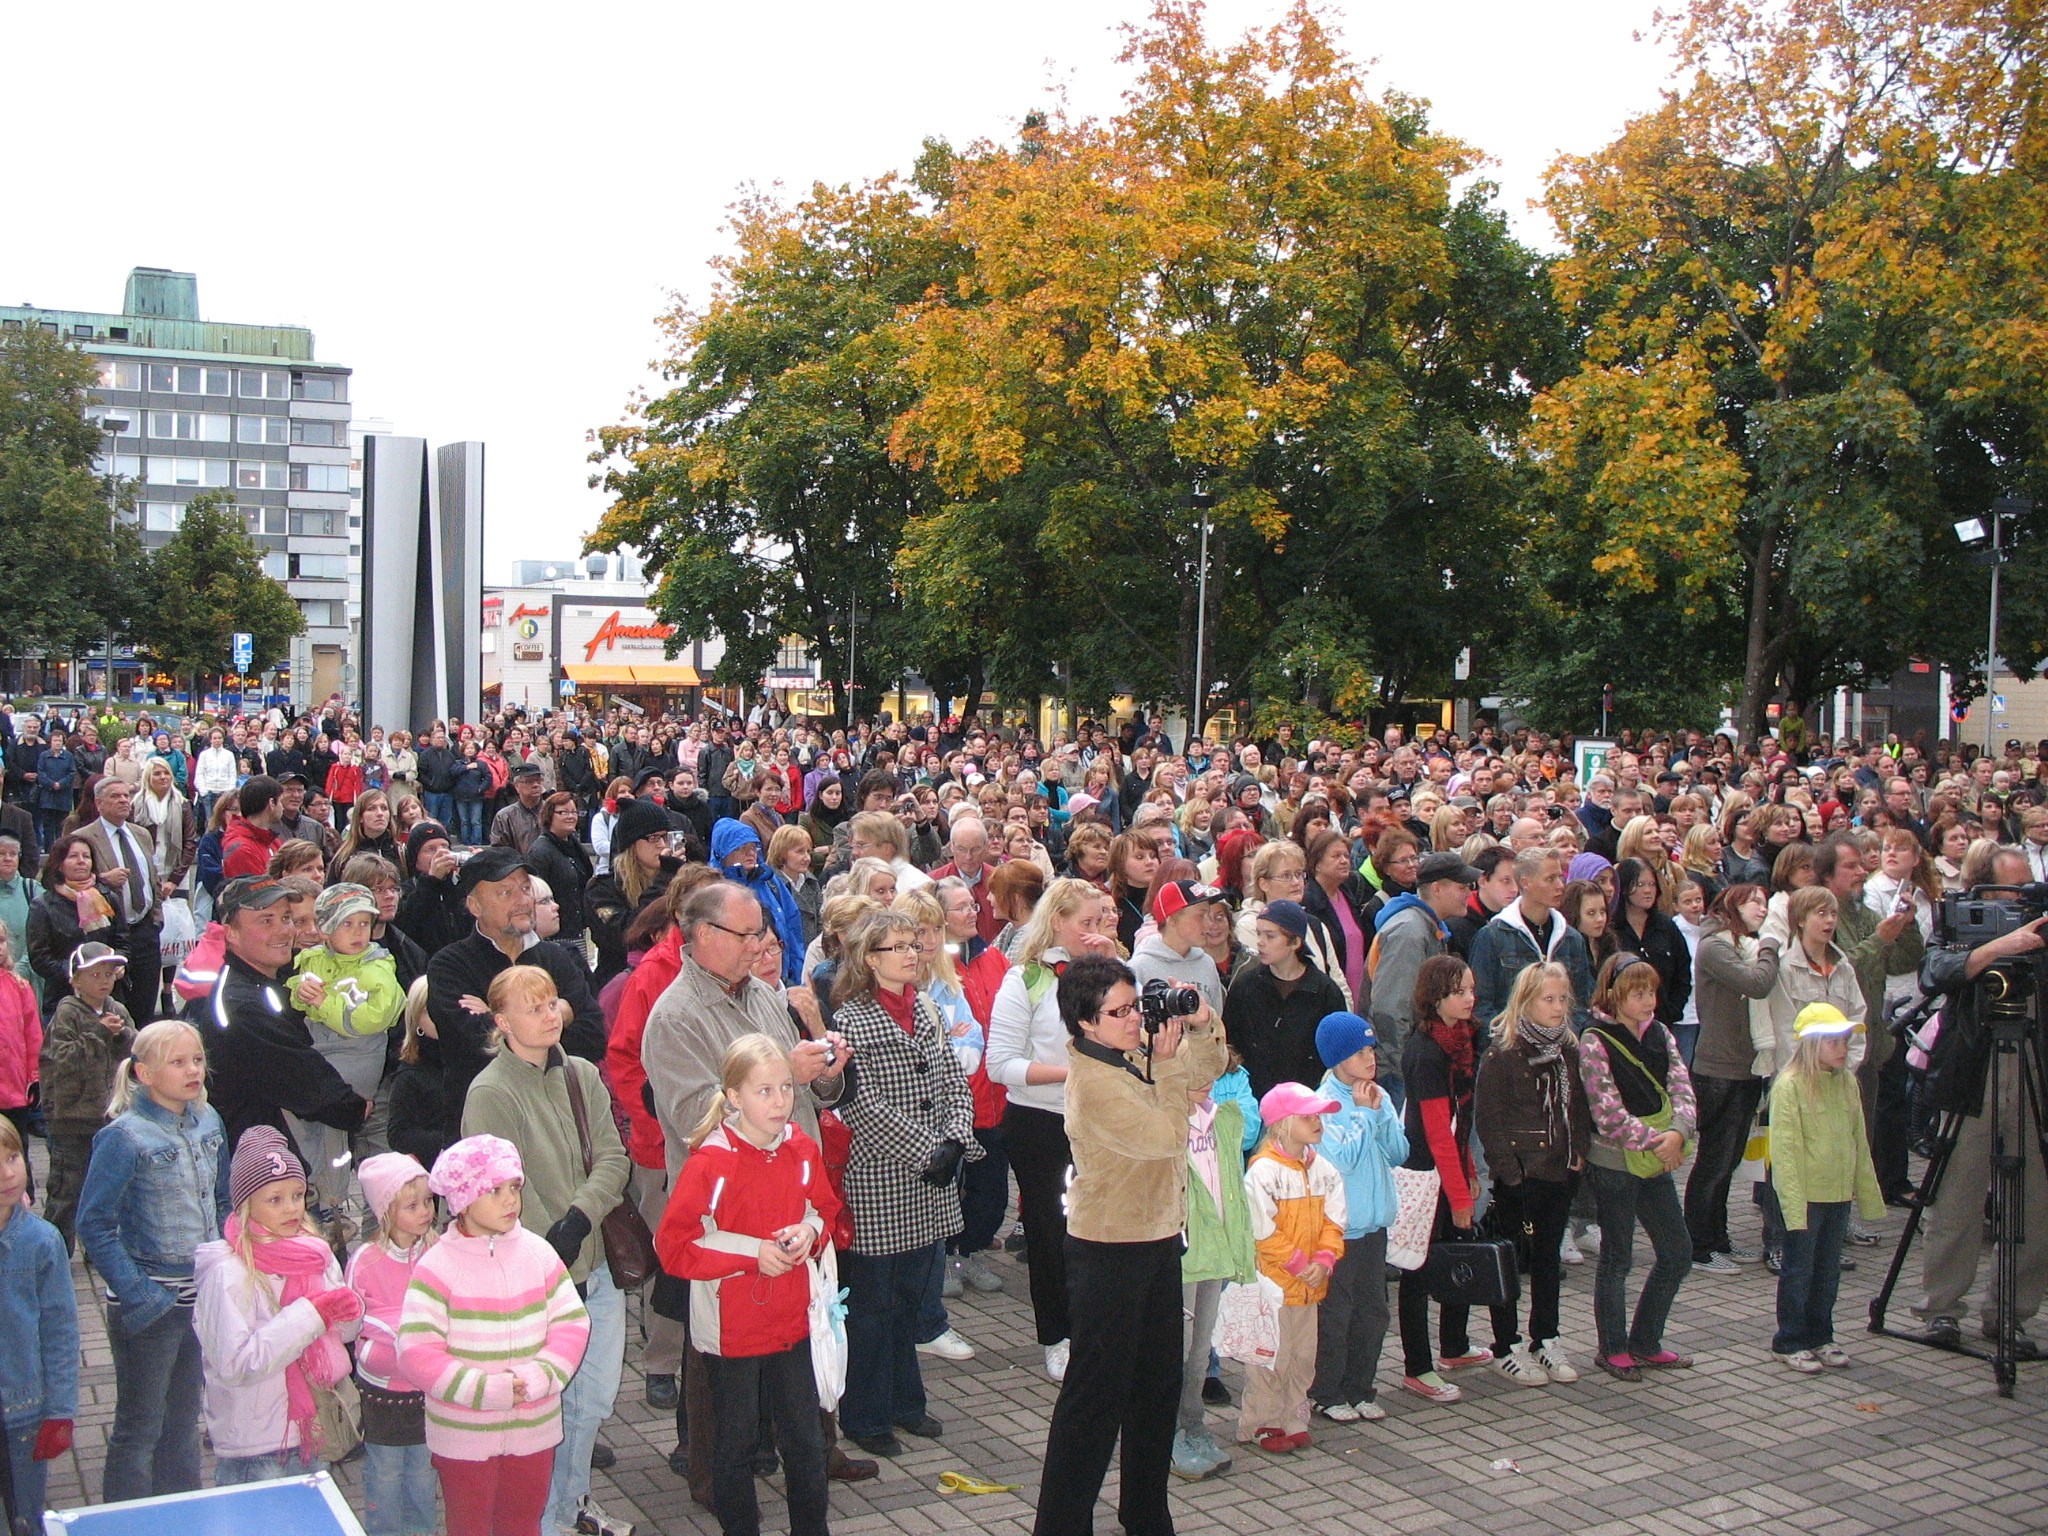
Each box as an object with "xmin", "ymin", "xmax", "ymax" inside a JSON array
[{"xmin": 396, "ymin": 1223, "xmax": 589, "ymax": 1460}]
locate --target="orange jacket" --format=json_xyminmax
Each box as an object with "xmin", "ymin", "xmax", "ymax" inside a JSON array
[{"xmin": 1244, "ymin": 1141, "xmax": 1346, "ymax": 1306}]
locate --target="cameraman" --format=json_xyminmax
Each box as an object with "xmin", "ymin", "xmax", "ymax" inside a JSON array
[
  {"xmin": 1034, "ymin": 953, "xmax": 1225, "ymax": 1536},
  {"xmin": 1914, "ymin": 850, "xmax": 2048, "ymax": 1356}
]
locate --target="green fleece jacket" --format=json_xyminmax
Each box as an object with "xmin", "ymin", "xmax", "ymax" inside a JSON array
[
  {"xmin": 1768, "ymin": 1067, "xmax": 1884, "ymax": 1231},
  {"xmin": 293, "ymin": 943, "xmax": 405, "ymax": 1038},
  {"xmin": 1183, "ymin": 1097, "xmax": 1256, "ymax": 1285}
]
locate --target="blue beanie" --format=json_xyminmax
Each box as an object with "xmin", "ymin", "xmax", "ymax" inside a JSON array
[{"xmin": 1315, "ymin": 1010, "xmax": 1377, "ymax": 1068}]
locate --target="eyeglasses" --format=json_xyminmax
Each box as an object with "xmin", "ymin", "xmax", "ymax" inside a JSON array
[
  {"xmin": 875, "ymin": 943, "xmax": 922, "ymax": 956},
  {"xmin": 705, "ymin": 921, "xmax": 769, "ymax": 944},
  {"xmin": 1099, "ymin": 1002, "xmax": 1141, "ymax": 1021}
]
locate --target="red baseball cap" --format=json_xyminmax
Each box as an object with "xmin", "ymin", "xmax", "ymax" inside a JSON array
[{"xmin": 1153, "ymin": 879, "xmax": 1227, "ymax": 924}]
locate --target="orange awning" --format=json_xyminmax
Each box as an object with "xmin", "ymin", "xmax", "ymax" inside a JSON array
[
  {"xmin": 562, "ymin": 665, "xmax": 640, "ymax": 687},
  {"xmin": 631, "ymin": 664, "xmax": 701, "ymax": 686},
  {"xmin": 561, "ymin": 663, "xmax": 703, "ymax": 688}
]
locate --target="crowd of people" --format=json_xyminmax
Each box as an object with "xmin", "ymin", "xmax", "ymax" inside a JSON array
[{"xmin": 0, "ymin": 694, "xmax": 2039, "ymax": 1536}]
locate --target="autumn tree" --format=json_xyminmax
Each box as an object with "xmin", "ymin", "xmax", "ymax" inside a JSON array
[
  {"xmin": 0, "ymin": 326, "xmax": 146, "ymax": 658},
  {"xmin": 891, "ymin": 1, "xmax": 1561, "ymax": 731},
  {"xmin": 588, "ymin": 179, "xmax": 958, "ymax": 725},
  {"xmin": 131, "ymin": 494, "xmax": 305, "ymax": 701},
  {"xmin": 1532, "ymin": 0, "xmax": 2048, "ymax": 737}
]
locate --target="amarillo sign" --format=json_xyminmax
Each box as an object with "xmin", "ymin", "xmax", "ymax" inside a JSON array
[{"xmin": 582, "ymin": 610, "xmax": 676, "ymax": 663}]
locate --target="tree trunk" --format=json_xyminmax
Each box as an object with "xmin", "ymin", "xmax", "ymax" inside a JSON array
[
  {"xmin": 964, "ymin": 656, "xmax": 986, "ymax": 728},
  {"xmin": 1737, "ymin": 517, "xmax": 1779, "ymax": 742}
]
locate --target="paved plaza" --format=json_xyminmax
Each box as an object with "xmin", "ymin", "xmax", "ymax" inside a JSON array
[{"xmin": 31, "ymin": 1140, "xmax": 2048, "ymax": 1536}]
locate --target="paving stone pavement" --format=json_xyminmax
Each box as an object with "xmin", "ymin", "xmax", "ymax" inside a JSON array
[{"xmin": 30, "ymin": 1138, "xmax": 2048, "ymax": 1536}]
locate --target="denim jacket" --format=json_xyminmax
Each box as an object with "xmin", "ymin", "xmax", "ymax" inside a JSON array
[
  {"xmin": 76, "ymin": 1096, "xmax": 229, "ymax": 1333},
  {"xmin": 0, "ymin": 1208, "xmax": 79, "ymax": 1430}
]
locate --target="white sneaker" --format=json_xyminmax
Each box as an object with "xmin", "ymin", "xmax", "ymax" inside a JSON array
[
  {"xmin": 1779, "ymin": 1348, "xmax": 1824, "ymax": 1374},
  {"xmin": 1491, "ymin": 1344, "xmax": 1550, "ymax": 1387},
  {"xmin": 916, "ymin": 1328, "xmax": 975, "ymax": 1361},
  {"xmin": 1560, "ymin": 1231, "xmax": 1585, "ymax": 1266},
  {"xmin": 1534, "ymin": 1338, "xmax": 1579, "ymax": 1383},
  {"xmin": 1693, "ymin": 1252, "xmax": 1742, "ymax": 1276},
  {"xmin": 1815, "ymin": 1343, "xmax": 1851, "ymax": 1368},
  {"xmin": 1045, "ymin": 1339, "xmax": 1070, "ymax": 1381},
  {"xmin": 574, "ymin": 1497, "xmax": 635, "ymax": 1536},
  {"xmin": 1351, "ymin": 1399, "xmax": 1387, "ymax": 1421},
  {"xmin": 1575, "ymin": 1224, "xmax": 1601, "ymax": 1254},
  {"xmin": 1316, "ymin": 1401, "xmax": 1362, "ymax": 1422}
]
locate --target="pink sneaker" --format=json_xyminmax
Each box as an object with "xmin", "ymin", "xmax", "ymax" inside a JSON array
[{"xmin": 1436, "ymin": 1347, "xmax": 1494, "ymax": 1371}]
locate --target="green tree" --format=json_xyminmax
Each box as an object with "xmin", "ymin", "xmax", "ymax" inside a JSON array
[
  {"xmin": 131, "ymin": 494, "xmax": 304, "ymax": 699},
  {"xmin": 588, "ymin": 178, "xmax": 959, "ymax": 725},
  {"xmin": 0, "ymin": 326, "xmax": 146, "ymax": 657}
]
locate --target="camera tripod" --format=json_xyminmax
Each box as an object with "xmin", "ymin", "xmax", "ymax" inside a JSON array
[{"xmin": 1869, "ymin": 979, "xmax": 2048, "ymax": 1396}]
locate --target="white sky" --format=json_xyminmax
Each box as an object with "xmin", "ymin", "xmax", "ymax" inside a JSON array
[{"xmin": 6, "ymin": 1, "xmax": 1670, "ymax": 580}]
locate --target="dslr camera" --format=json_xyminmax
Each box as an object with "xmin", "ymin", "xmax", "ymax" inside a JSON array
[{"xmin": 1139, "ymin": 978, "xmax": 1202, "ymax": 1036}]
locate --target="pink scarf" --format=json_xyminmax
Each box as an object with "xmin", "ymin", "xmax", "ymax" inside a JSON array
[{"xmin": 225, "ymin": 1214, "xmax": 348, "ymax": 1461}]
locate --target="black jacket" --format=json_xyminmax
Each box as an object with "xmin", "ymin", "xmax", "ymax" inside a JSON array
[
  {"xmin": 558, "ymin": 745, "xmax": 598, "ymax": 801},
  {"xmin": 1613, "ymin": 905, "xmax": 1694, "ymax": 1026},
  {"xmin": 1223, "ymin": 960, "xmax": 1349, "ymax": 1101},
  {"xmin": 422, "ymin": 932, "xmax": 605, "ymax": 1148},
  {"xmin": 415, "ymin": 745, "xmax": 458, "ymax": 794},
  {"xmin": 395, "ymin": 873, "xmax": 470, "ymax": 957},
  {"xmin": 1303, "ymin": 874, "xmax": 1373, "ymax": 976},
  {"xmin": 200, "ymin": 951, "xmax": 368, "ymax": 1162},
  {"xmin": 583, "ymin": 856, "xmax": 683, "ymax": 986},
  {"xmin": 525, "ymin": 830, "xmax": 596, "ymax": 942}
]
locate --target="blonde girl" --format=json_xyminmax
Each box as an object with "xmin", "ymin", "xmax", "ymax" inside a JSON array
[
  {"xmin": 194, "ymin": 1125, "xmax": 361, "ymax": 1483},
  {"xmin": 76, "ymin": 1019, "xmax": 222, "ymax": 1503},
  {"xmin": 1615, "ymin": 817, "xmax": 1678, "ymax": 912}
]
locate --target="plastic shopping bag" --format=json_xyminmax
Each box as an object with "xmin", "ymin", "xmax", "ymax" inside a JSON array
[
  {"xmin": 809, "ymin": 1242, "xmax": 849, "ymax": 1410},
  {"xmin": 1213, "ymin": 1275, "xmax": 1284, "ymax": 1368},
  {"xmin": 159, "ymin": 896, "xmax": 198, "ymax": 966},
  {"xmin": 1387, "ymin": 1165, "xmax": 1442, "ymax": 1270}
]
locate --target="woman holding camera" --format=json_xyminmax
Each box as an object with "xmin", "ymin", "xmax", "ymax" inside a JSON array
[{"xmin": 1032, "ymin": 952, "xmax": 1226, "ymax": 1536}]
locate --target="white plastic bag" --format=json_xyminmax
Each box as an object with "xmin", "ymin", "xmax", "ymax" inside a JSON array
[
  {"xmin": 1214, "ymin": 1275, "xmax": 1284, "ymax": 1368},
  {"xmin": 1386, "ymin": 1165, "xmax": 1442, "ymax": 1270},
  {"xmin": 808, "ymin": 1242, "xmax": 848, "ymax": 1410},
  {"xmin": 159, "ymin": 896, "xmax": 198, "ymax": 966}
]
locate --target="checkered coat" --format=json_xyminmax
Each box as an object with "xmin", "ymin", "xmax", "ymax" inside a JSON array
[{"xmin": 830, "ymin": 989, "xmax": 982, "ymax": 1256}]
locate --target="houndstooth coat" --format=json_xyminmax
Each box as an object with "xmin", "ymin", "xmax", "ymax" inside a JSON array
[{"xmin": 830, "ymin": 989, "xmax": 982, "ymax": 1256}]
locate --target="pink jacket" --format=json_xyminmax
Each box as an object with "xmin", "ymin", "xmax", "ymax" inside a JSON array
[
  {"xmin": 0, "ymin": 970, "xmax": 40, "ymax": 1107},
  {"xmin": 397, "ymin": 1224, "xmax": 588, "ymax": 1460},
  {"xmin": 346, "ymin": 1236, "xmax": 430, "ymax": 1391}
]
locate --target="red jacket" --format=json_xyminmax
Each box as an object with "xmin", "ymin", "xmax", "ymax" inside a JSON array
[
  {"xmin": 959, "ymin": 939, "xmax": 1011, "ymax": 1128},
  {"xmin": 657, "ymin": 1121, "xmax": 841, "ymax": 1358},
  {"xmin": 0, "ymin": 970, "xmax": 40, "ymax": 1107},
  {"xmin": 221, "ymin": 814, "xmax": 280, "ymax": 879},
  {"xmin": 931, "ymin": 860, "xmax": 1003, "ymax": 944},
  {"xmin": 607, "ymin": 929, "xmax": 683, "ymax": 1169}
]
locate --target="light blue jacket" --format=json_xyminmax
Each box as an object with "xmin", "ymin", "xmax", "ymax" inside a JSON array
[
  {"xmin": 1211, "ymin": 1066, "xmax": 1263, "ymax": 1153},
  {"xmin": 1315, "ymin": 1070, "xmax": 1409, "ymax": 1238},
  {"xmin": 0, "ymin": 1208, "xmax": 78, "ymax": 1431},
  {"xmin": 76, "ymin": 1095, "xmax": 229, "ymax": 1333}
]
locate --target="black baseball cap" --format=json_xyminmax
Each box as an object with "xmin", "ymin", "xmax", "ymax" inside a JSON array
[{"xmin": 1415, "ymin": 852, "xmax": 1480, "ymax": 888}]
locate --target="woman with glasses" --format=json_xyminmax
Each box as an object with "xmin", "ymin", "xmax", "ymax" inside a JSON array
[
  {"xmin": 1236, "ymin": 839, "xmax": 1352, "ymax": 1008},
  {"xmin": 829, "ymin": 910, "xmax": 981, "ymax": 1457}
]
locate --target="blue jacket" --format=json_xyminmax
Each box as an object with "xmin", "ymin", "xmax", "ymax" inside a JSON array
[
  {"xmin": 33, "ymin": 748, "xmax": 75, "ymax": 811},
  {"xmin": 1210, "ymin": 1066, "xmax": 1264, "ymax": 1153},
  {"xmin": 711, "ymin": 818, "xmax": 804, "ymax": 987},
  {"xmin": 1315, "ymin": 1069, "xmax": 1409, "ymax": 1237},
  {"xmin": 0, "ymin": 1208, "xmax": 78, "ymax": 1431},
  {"xmin": 76, "ymin": 1096, "xmax": 229, "ymax": 1333},
  {"xmin": 1467, "ymin": 903, "xmax": 1596, "ymax": 1037}
]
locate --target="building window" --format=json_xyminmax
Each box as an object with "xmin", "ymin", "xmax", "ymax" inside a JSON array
[
  {"xmin": 298, "ymin": 600, "xmax": 336, "ymax": 626},
  {"xmin": 261, "ymin": 552, "xmax": 289, "ymax": 579},
  {"xmin": 98, "ymin": 360, "xmax": 142, "ymax": 391},
  {"xmin": 289, "ymin": 510, "xmax": 336, "ymax": 536},
  {"xmin": 148, "ymin": 411, "xmax": 230, "ymax": 442},
  {"xmin": 290, "ymin": 553, "xmax": 348, "ymax": 579},
  {"xmin": 96, "ymin": 453, "xmax": 143, "ymax": 480},
  {"xmin": 236, "ymin": 415, "xmax": 289, "ymax": 444},
  {"xmin": 239, "ymin": 369, "xmax": 289, "ymax": 400},
  {"xmin": 143, "ymin": 502, "xmax": 185, "ymax": 532},
  {"xmin": 289, "ymin": 419, "xmax": 343, "ymax": 447},
  {"xmin": 147, "ymin": 364, "xmax": 211, "ymax": 394},
  {"xmin": 145, "ymin": 457, "xmax": 230, "ymax": 488},
  {"xmin": 235, "ymin": 462, "xmax": 288, "ymax": 490},
  {"xmin": 292, "ymin": 372, "xmax": 345, "ymax": 403},
  {"xmin": 202, "ymin": 367, "xmax": 232, "ymax": 396},
  {"xmin": 289, "ymin": 463, "xmax": 350, "ymax": 493},
  {"xmin": 777, "ymin": 636, "xmax": 809, "ymax": 672},
  {"xmin": 90, "ymin": 409, "xmax": 140, "ymax": 438}
]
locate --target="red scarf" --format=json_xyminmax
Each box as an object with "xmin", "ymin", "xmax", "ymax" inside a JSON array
[
  {"xmin": 1418, "ymin": 1012, "xmax": 1476, "ymax": 1081},
  {"xmin": 224, "ymin": 1214, "xmax": 348, "ymax": 1462}
]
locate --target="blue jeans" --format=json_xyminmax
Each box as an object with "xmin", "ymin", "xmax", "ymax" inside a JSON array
[
  {"xmin": 545, "ymin": 1263, "xmax": 624, "ymax": 1535},
  {"xmin": 1775, "ymin": 1201, "xmax": 1850, "ymax": 1354},
  {"xmin": 915, "ymin": 1241, "xmax": 950, "ymax": 1345},
  {"xmin": 954, "ymin": 1124, "xmax": 1009, "ymax": 1255},
  {"xmin": 364, "ymin": 1440, "xmax": 439, "ymax": 1536},
  {"xmin": 839, "ymin": 1241, "xmax": 942, "ymax": 1439},
  {"xmin": 422, "ymin": 791, "xmax": 454, "ymax": 832},
  {"xmin": 103, "ymin": 1298, "xmax": 205, "ymax": 1504},
  {"xmin": 7, "ymin": 1423, "xmax": 45, "ymax": 1523},
  {"xmin": 455, "ymin": 800, "xmax": 484, "ymax": 846},
  {"xmin": 215, "ymin": 1451, "xmax": 304, "ymax": 1485},
  {"xmin": 1587, "ymin": 1162, "xmax": 1693, "ymax": 1359}
]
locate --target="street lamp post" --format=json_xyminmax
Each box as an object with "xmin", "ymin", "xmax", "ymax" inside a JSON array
[
  {"xmin": 1956, "ymin": 497, "xmax": 2031, "ymax": 754},
  {"xmin": 1191, "ymin": 488, "xmax": 1214, "ymax": 746},
  {"xmin": 100, "ymin": 417, "xmax": 129, "ymax": 706}
]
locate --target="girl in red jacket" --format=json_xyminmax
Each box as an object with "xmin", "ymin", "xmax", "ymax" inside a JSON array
[{"xmin": 657, "ymin": 1032, "xmax": 842, "ymax": 1536}]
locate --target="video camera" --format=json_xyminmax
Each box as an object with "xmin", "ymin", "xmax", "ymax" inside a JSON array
[{"xmin": 1937, "ymin": 883, "xmax": 2048, "ymax": 948}]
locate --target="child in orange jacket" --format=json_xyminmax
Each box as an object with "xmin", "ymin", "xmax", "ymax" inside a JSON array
[{"xmin": 1240, "ymin": 1081, "xmax": 1347, "ymax": 1454}]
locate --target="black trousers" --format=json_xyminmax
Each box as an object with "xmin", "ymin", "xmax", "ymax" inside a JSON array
[
  {"xmin": 1872, "ymin": 1048, "xmax": 1913, "ymax": 1198},
  {"xmin": 1399, "ymin": 1193, "xmax": 1510, "ymax": 1376},
  {"xmin": 1488, "ymin": 1176, "xmax": 1574, "ymax": 1349},
  {"xmin": 1033, "ymin": 1236, "xmax": 1182, "ymax": 1536},
  {"xmin": 1684, "ymin": 1074, "xmax": 1763, "ymax": 1260},
  {"xmin": 1004, "ymin": 1103, "xmax": 1073, "ymax": 1346},
  {"xmin": 119, "ymin": 919, "xmax": 162, "ymax": 1020},
  {"xmin": 703, "ymin": 1343, "xmax": 827, "ymax": 1536}
]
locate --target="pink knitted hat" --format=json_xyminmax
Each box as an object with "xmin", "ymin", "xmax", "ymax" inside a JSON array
[
  {"xmin": 429, "ymin": 1134, "xmax": 524, "ymax": 1214},
  {"xmin": 228, "ymin": 1125, "xmax": 305, "ymax": 1211},
  {"xmin": 357, "ymin": 1151, "xmax": 429, "ymax": 1227}
]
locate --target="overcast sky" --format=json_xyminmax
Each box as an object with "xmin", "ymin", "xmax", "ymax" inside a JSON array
[{"xmin": 7, "ymin": 1, "xmax": 1669, "ymax": 581}]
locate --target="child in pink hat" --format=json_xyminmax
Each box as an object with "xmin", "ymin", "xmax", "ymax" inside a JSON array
[{"xmin": 1240, "ymin": 1083, "xmax": 1347, "ymax": 1454}]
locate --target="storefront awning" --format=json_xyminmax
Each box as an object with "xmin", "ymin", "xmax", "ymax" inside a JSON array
[
  {"xmin": 562, "ymin": 663, "xmax": 703, "ymax": 688},
  {"xmin": 562, "ymin": 665, "xmax": 640, "ymax": 687}
]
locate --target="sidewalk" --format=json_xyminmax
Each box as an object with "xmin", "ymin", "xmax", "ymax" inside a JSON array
[{"xmin": 32, "ymin": 1144, "xmax": 2048, "ymax": 1536}]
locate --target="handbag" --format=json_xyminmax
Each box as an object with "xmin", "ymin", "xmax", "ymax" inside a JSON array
[
  {"xmin": 1386, "ymin": 1166, "xmax": 1441, "ymax": 1271},
  {"xmin": 356, "ymin": 1377, "xmax": 426, "ymax": 1447},
  {"xmin": 808, "ymin": 1241, "xmax": 849, "ymax": 1411},
  {"xmin": 307, "ymin": 1373, "xmax": 363, "ymax": 1464},
  {"xmin": 1421, "ymin": 1237, "xmax": 1520, "ymax": 1309},
  {"xmin": 1598, "ymin": 1028, "xmax": 1694, "ymax": 1179},
  {"xmin": 563, "ymin": 1064, "xmax": 659, "ymax": 1290}
]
